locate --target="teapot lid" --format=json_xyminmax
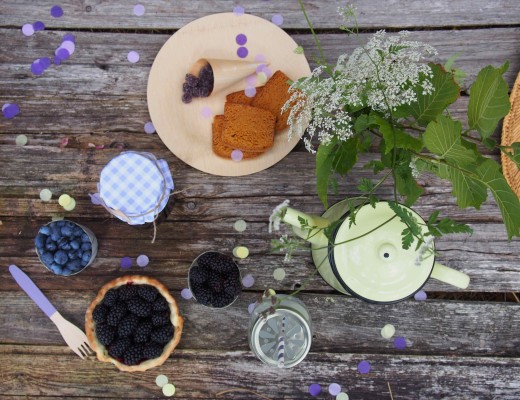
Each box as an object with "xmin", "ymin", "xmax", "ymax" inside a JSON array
[{"xmin": 331, "ymin": 201, "xmax": 434, "ymax": 303}]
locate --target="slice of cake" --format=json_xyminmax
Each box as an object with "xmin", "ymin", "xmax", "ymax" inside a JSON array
[
  {"xmin": 226, "ymin": 86, "xmax": 264, "ymax": 105},
  {"xmin": 250, "ymin": 70, "xmax": 292, "ymax": 132},
  {"xmin": 212, "ymin": 115, "xmax": 261, "ymax": 159},
  {"xmin": 221, "ymin": 103, "xmax": 275, "ymax": 152}
]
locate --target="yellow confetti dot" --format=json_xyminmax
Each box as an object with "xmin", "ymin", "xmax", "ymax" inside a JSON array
[
  {"xmin": 233, "ymin": 246, "xmax": 249, "ymax": 259},
  {"xmin": 155, "ymin": 374, "xmax": 168, "ymax": 388},
  {"xmin": 162, "ymin": 383, "xmax": 176, "ymax": 397},
  {"xmin": 336, "ymin": 393, "xmax": 349, "ymax": 400},
  {"xmin": 58, "ymin": 194, "xmax": 72, "ymax": 207},
  {"xmin": 294, "ymin": 45, "xmax": 304, "ymax": 54},
  {"xmin": 233, "ymin": 219, "xmax": 247, "ymax": 232},
  {"xmin": 39, "ymin": 189, "xmax": 52, "ymax": 202},
  {"xmin": 63, "ymin": 198, "xmax": 76, "ymax": 211},
  {"xmin": 381, "ymin": 324, "xmax": 395, "ymax": 339},
  {"xmin": 257, "ymin": 72, "xmax": 268, "ymax": 84},
  {"xmin": 15, "ymin": 135, "xmax": 28, "ymax": 146},
  {"xmin": 273, "ymin": 267, "xmax": 286, "ymax": 281}
]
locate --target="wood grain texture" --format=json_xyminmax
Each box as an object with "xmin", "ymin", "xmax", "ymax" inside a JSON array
[{"xmin": 1, "ymin": 0, "xmax": 519, "ymax": 30}]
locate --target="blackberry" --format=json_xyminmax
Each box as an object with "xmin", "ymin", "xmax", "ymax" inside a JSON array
[
  {"xmin": 127, "ymin": 298, "xmax": 152, "ymax": 318},
  {"xmin": 118, "ymin": 284, "xmax": 138, "ymax": 300},
  {"xmin": 103, "ymin": 288, "xmax": 119, "ymax": 307},
  {"xmin": 181, "ymin": 92, "xmax": 192, "ymax": 104},
  {"xmin": 106, "ymin": 302, "xmax": 127, "ymax": 326},
  {"xmin": 117, "ymin": 314, "xmax": 140, "ymax": 338},
  {"xmin": 143, "ymin": 343, "xmax": 164, "ymax": 360},
  {"xmin": 92, "ymin": 304, "xmax": 108, "ymax": 324},
  {"xmin": 193, "ymin": 286, "xmax": 213, "ymax": 306},
  {"xmin": 185, "ymin": 73, "xmax": 199, "ymax": 87},
  {"xmin": 137, "ymin": 285, "xmax": 159, "ymax": 302},
  {"xmin": 198, "ymin": 252, "xmax": 236, "ymax": 274},
  {"xmin": 213, "ymin": 292, "xmax": 236, "ymax": 308},
  {"xmin": 133, "ymin": 321, "xmax": 153, "ymax": 343},
  {"xmin": 223, "ymin": 278, "xmax": 242, "ymax": 297},
  {"xmin": 209, "ymin": 276, "xmax": 224, "ymax": 294},
  {"xmin": 96, "ymin": 323, "xmax": 115, "ymax": 347},
  {"xmin": 108, "ymin": 337, "xmax": 131, "ymax": 359},
  {"xmin": 196, "ymin": 252, "xmax": 216, "ymax": 268},
  {"xmin": 182, "ymin": 82, "xmax": 191, "ymax": 93},
  {"xmin": 123, "ymin": 344, "xmax": 144, "ymax": 366},
  {"xmin": 189, "ymin": 265, "xmax": 209, "ymax": 284},
  {"xmin": 151, "ymin": 324, "xmax": 174, "ymax": 345},
  {"xmin": 151, "ymin": 312, "xmax": 170, "ymax": 327},
  {"xmin": 152, "ymin": 296, "xmax": 169, "ymax": 312}
]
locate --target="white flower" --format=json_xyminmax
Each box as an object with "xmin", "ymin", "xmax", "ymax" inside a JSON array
[
  {"xmin": 269, "ymin": 200, "xmax": 290, "ymax": 233},
  {"xmin": 415, "ymin": 236, "xmax": 435, "ymax": 266}
]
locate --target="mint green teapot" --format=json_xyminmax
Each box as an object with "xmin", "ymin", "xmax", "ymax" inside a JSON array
[{"xmin": 282, "ymin": 200, "xmax": 470, "ymax": 303}]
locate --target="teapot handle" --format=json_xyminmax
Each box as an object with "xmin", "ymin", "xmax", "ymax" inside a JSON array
[{"xmin": 431, "ymin": 263, "xmax": 470, "ymax": 289}]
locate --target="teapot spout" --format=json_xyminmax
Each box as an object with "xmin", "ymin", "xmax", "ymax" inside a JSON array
[{"xmin": 282, "ymin": 207, "xmax": 331, "ymax": 247}]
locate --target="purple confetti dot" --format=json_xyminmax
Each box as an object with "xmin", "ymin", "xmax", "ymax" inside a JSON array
[
  {"xmin": 22, "ymin": 24, "xmax": 34, "ymax": 36},
  {"xmin": 247, "ymin": 302, "xmax": 257, "ymax": 314},
  {"xmin": 120, "ymin": 256, "xmax": 132, "ymax": 269},
  {"xmin": 2, "ymin": 104, "xmax": 20, "ymax": 119},
  {"xmin": 56, "ymin": 48, "xmax": 70, "ymax": 60},
  {"xmin": 231, "ymin": 149, "xmax": 243, "ymax": 162},
  {"xmin": 242, "ymin": 274, "xmax": 255, "ymax": 288},
  {"xmin": 271, "ymin": 14, "xmax": 284, "ymax": 26},
  {"xmin": 245, "ymin": 74, "xmax": 257, "ymax": 86},
  {"xmin": 51, "ymin": 5, "xmax": 63, "ymax": 18},
  {"xmin": 235, "ymin": 33, "xmax": 247, "ymax": 45},
  {"xmin": 261, "ymin": 65, "xmax": 273, "ymax": 78},
  {"xmin": 237, "ymin": 46, "xmax": 248, "ymax": 59},
  {"xmin": 201, "ymin": 106, "xmax": 213, "ymax": 118},
  {"xmin": 254, "ymin": 54, "xmax": 267, "ymax": 63},
  {"xmin": 2, "ymin": 103, "xmax": 10, "ymax": 112},
  {"xmin": 233, "ymin": 6, "xmax": 245, "ymax": 16},
  {"xmin": 144, "ymin": 121, "xmax": 155, "ymax": 134},
  {"xmin": 62, "ymin": 33, "xmax": 75, "ymax": 43},
  {"xmin": 255, "ymin": 63, "xmax": 267, "ymax": 74},
  {"xmin": 60, "ymin": 40, "xmax": 75, "ymax": 54},
  {"xmin": 308, "ymin": 383, "xmax": 321, "ymax": 397},
  {"xmin": 39, "ymin": 57, "xmax": 51, "ymax": 69},
  {"xmin": 414, "ymin": 290, "xmax": 427, "ymax": 301},
  {"xmin": 33, "ymin": 21, "xmax": 45, "ymax": 31},
  {"xmin": 127, "ymin": 50, "xmax": 139, "ymax": 63},
  {"xmin": 328, "ymin": 383, "xmax": 341, "ymax": 396},
  {"xmin": 181, "ymin": 288, "xmax": 193, "ymax": 300},
  {"xmin": 358, "ymin": 360, "xmax": 371, "ymax": 374},
  {"xmin": 54, "ymin": 57, "xmax": 61, "ymax": 66},
  {"xmin": 31, "ymin": 61, "xmax": 45, "ymax": 75},
  {"xmin": 244, "ymin": 86, "xmax": 256, "ymax": 98},
  {"xmin": 394, "ymin": 336, "xmax": 407, "ymax": 350},
  {"xmin": 133, "ymin": 4, "xmax": 145, "ymax": 16},
  {"xmin": 136, "ymin": 254, "xmax": 149, "ymax": 267},
  {"xmin": 89, "ymin": 193, "xmax": 102, "ymax": 205}
]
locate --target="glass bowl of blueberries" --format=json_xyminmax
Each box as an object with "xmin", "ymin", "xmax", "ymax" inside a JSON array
[{"xmin": 35, "ymin": 220, "xmax": 98, "ymax": 276}]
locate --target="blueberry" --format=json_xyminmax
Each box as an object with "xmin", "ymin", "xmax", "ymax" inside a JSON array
[
  {"xmin": 81, "ymin": 233, "xmax": 89, "ymax": 242},
  {"xmin": 81, "ymin": 242, "xmax": 92, "ymax": 251},
  {"xmin": 61, "ymin": 268, "xmax": 73, "ymax": 276},
  {"xmin": 70, "ymin": 240, "xmax": 80, "ymax": 250},
  {"xmin": 61, "ymin": 226, "xmax": 73, "ymax": 237},
  {"xmin": 67, "ymin": 250, "xmax": 78, "ymax": 260},
  {"xmin": 50, "ymin": 228, "xmax": 61, "ymax": 242},
  {"xmin": 35, "ymin": 234, "xmax": 46, "ymax": 249},
  {"xmin": 67, "ymin": 259, "xmax": 82, "ymax": 272},
  {"xmin": 181, "ymin": 92, "xmax": 192, "ymax": 104},
  {"xmin": 82, "ymin": 251, "xmax": 91, "ymax": 263},
  {"xmin": 41, "ymin": 252, "xmax": 54, "ymax": 266},
  {"xmin": 60, "ymin": 243, "xmax": 72, "ymax": 251},
  {"xmin": 77, "ymin": 249, "xmax": 83, "ymax": 258},
  {"xmin": 45, "ymin": 242, "xmax": 57, "ymax": 252},
  {"xmin": 65, "ymin": 221, "xmax": 75, "ymax": 229},
  {"xmin": 73, "ymin": 227, "xmax": 83, "ymax": 237},
  {"xmin": 39, "ymin": 226, "xmax": 51, "ymax": 235},
  {"xmin": 80, "ymin": 259, "xmax": 89, "ymax": 267},
  {"xmin": 49, "ymin": 263, "xmax": 63, "ymax": 274},
  {"xmin": 54, "ymin": 250, "xmax": 69, "ymax": 266}
]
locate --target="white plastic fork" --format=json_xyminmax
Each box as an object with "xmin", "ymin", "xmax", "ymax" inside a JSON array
[{"xmin": 9, "ymin": 264, "xmax": 95, "ymax": 360}]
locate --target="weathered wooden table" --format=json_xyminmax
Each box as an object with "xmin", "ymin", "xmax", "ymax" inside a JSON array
[{"xmin": 1, "ymin": 1, "xmax": 519, "ymax": 399}]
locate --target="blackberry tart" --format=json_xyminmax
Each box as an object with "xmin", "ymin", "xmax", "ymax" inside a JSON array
[{"xmin": 85, "ymin": 276, "xmax": 183, "ymax": 372}]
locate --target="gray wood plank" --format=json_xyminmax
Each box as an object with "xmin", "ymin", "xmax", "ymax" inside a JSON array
[
  {"xmin": 1, "ymin": 345, "xmax": 519, "ymax": 399},
  {"xmin": 0, "ymin": 0, "xmax": 519, "ymax": 30}
]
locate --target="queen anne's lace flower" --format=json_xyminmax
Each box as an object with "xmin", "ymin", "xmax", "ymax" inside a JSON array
[{"xmin": 268, "ymin": 200, "xmax": 290, "ymax": 233}]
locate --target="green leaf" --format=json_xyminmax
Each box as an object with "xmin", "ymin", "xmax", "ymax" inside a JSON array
[
  {"xmin": 468, "ymin": 62, "xmax": 511, "ymax": 138},
  {"xmin": 333, "ymin": 137, "xmax": 359, "ymax": 175},
  {"xmin": 423, "ymin": 115, "xmax": 477, "ymax": 164},
  {"xmin": 354, "ymin": 115, "xmax": 369, "ymax": 133},
  {"xmin": 374, "ymin": 115, "xmax": 423, "ymax": 154},
  {"xmin": 395, "ymin": 162, "xmax": 424, "ymax": 206},
  {"xmin": 483, "ymin": 138, "xmax": 497, "ymax": 150},
  {"xmin": 395, "ymin": 63, "xmax": 460, "ymax": 126},
  {"xmin": 427, "ymin": 210, "xmax": 440, "ymax": 226},
  {"xmin": 436, "ymin": 217, "xmax": 473, "ymax": 235},
  {"xmin": 357, "ymin": 178, "xmax": 376, "ymax": 193},
  {"xmin": 315, "ymin": 143, "xmax": 336, "ymax": 209},
  {"xmin": 444, "ymin": 52, "xmax": 467, "ymax": 86},
  {"xmin": 387, "ymin": 201, "xmax": 423, "ymax": 249},
  {"xmin": 363, "ymin": 160, "xmax": 386, "ymax": 174},
  {"xmin": 440, "ymin": 163, "xmax": 488, "ymax": 209},
  {"xmin": 500, "ymin": 142, "xmax": 520, "ymax": 170}
]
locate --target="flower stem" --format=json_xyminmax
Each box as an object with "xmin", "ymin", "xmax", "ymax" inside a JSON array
[{"xmin": 297, "ymin": 0, "xmax": 328, "ymax": 68}]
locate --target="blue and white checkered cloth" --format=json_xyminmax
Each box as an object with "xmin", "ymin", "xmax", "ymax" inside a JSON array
[{"xmin": 98, "ymin": 152, "xmax": 174, "ymax": 225}]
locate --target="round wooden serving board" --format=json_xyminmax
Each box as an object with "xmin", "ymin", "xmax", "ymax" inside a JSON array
[{"xmin": 147, "ymin": 12, "xmax": 311, "ymax": 176}]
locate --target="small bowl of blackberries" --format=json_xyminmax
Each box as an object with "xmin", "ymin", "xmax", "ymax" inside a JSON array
[
  {"xmin": 188, "ymin": 251, "xmax": 242, "ymax": 308},
  {"xmin": 35, "ymin": 220, "xmax": 98, "ymax": 276},
  {"xmin": 181, "ymin": 62, "xmax": 214, "ymax": 104}
]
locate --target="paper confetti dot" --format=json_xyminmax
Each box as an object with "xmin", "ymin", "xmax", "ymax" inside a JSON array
[
  {"xmin": 261, "ymin": 66, "xmax": 273, "ymax": 78},
  {"xmin": 242, "ymin": 274, "xmax": 255, "ymax": 288},
  {"xmin": 127, "ymin": 51, "xmax": 140, "ymax": 63},
  {"xmin": 39, "ymin": 189, "xmax": 52, "ymax": 202},
  {"xmin": 336, "ymin": 393, "xmax": 350, "ymax": 400},
  {"xmin": 254, "ymin": 54, "xmax": 267, "ymax": 63},
  {"xmin": 62, "ymin": 33, "xmax": 75, "ymax": 42},
  {"xmin": 2, "ymin": 104, "xmax": 9, "ymax": 112},
  {"xmin": 181, "ymin": 288, "xmax": 193, "ymax": 300},
  {"xmin": 162, "ymin": 383, "xmax": 176, "ymax": 397},
  {"xmin": 136, "ymin": 254, "xmax": 149, "ymax": 267},
  {"xmin": 414, "ymin": 290, "xmax": 427, "ymax": 301},
  {"xmin": 22, "ymin": 23, "xmax": 35, "ymax": 36},
  {"xmin": 329, "ymin": 383, "xmax": 341, "ymax": 396},
  {"xmin": 257, "ymin": 72, "xmax": 267, "ymax": 84},
  {"xmin": 58, "ymin": 194, "xmax": 72, "ymax": 207},
  {"xmin": 381, "ymin": 324, "xmax": 395, "ymax": 339},
  {"xmin": 233, "ymin": 219, "xmax": 247, "ymax": 232},
  {"xmin": 201, "ymin": 106, "xmax": 213, "ymax": 118},
  {"xmin": 358, "ymin": 360, "xmax": 371, "ymax": 374},
  {"xmin": 56, "ymin": 48, "xmax": 70, "ymax": 61},
  {"xmin": 39, "ymin": 57, "xmax": 51, "ymax": 69},
  {"xmin": 89, "ymin": 193, "xmax": 102, "ymax": 205},
  {"xmin": 16, "ymin": 135, "xmax": 28, "ymax": 146},
  {"xmin": 294, "ymin": 46, "xmax": 304, "ymax": 54},
  {"xmin": 271, "ymin": 14, "xmax": 284, "ymax": 26},
  {"xmin": 121, "ymin": 256, "xmax": 132, "ymax": 269},
  {"xmin": 155, "ymin": 374, "xmax": 168, "ymax": 388},
  {"xmin": 233, "ymin": 6, "xmax": 245, "ymax": 16},
  {"xmin": 273, "ymin": 268, "xmax": 285, "ymax": 281},
  {"xmin": 245, "ymin": 74, "xmax": 257, "ymax": 86},
  {"xmin": 244, "ymin": 86, "xmax": 256, "ymax": 98},
  {"xmin": 309, "ymin": 383, "xmax": 321, "ymax": 396},
  {"xmin": 63, "ymin": 198, "xmax": 76, "ymax": 211},
  {"xmin": 237, "ymin": 46, "xmax": 248, "ymax": 59},
  {"xmin": 33, "ymin": 21, "xmax": 45, "ymax": 31},
  {"xmin": 236, "ymin": 33, "xmax": 247, "ymax": 45},
  {"xmin": 144, "ymin": 121, "xmax": 155, "ymax": 134},
  {"xmin": 50, "ymin": 5, "xmax": 63, "ymax": 18},
  {"xmin": 133, "ymin": 4, "xmax": 145, "ymax": 16},
  {"xmin": 247, "ymin": 302, "xmax": 257, "ymax": 314},
  {"xmin": 231, "ymin": 149, "xmax": 243, "ymax": 162},
  {"xmin": 60, "ymin": 40, "xmax": 75, "ymax": 54},
  {"xmin": 233, "ymin": 246, "xmax": 249, "ymax": 259},
  {"xmin": 394, "ymin": 336, "xmax": 407, "ymax": 350},
  {"xmin": 31, "ymin": 60, "xmax": 45, "ymax": 75},
  {"xmin": 3, "ymin": 103, "xmax": 20, "ymax": 119}
]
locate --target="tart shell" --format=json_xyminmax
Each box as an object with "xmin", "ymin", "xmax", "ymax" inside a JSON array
[{"xmin": 85, "ymin": 275, "xmax": 184, "ymax": 372}]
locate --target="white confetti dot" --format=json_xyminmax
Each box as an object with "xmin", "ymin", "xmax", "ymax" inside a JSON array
[
  {"xmin": 136, "ymin": 254, "xmax": 149, "ymax": 267},
  {"xmin": 233, "ymin": 219, "xmax": 247, "ymax": 232},
  {"xmin": 16, "ymin": 135, "xmax": 28, "ymax": 146},
  {"xmin": 381, "ymin": 324, "xmax": 395, "ymax": 339},
  {"xmin": 162, "ymin": 383, "xmax": 176, "ymax": 396},
  {"xmin": 39, "ymin": 189, "xmax": 52, "ymax": 202},
  {"xmin": 155, "ymin": 374, "xmax": 168, "ymax": 388},
  {"xmin": 273, "ymin": 268, "xmax": 286, "ymax": 281}
]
